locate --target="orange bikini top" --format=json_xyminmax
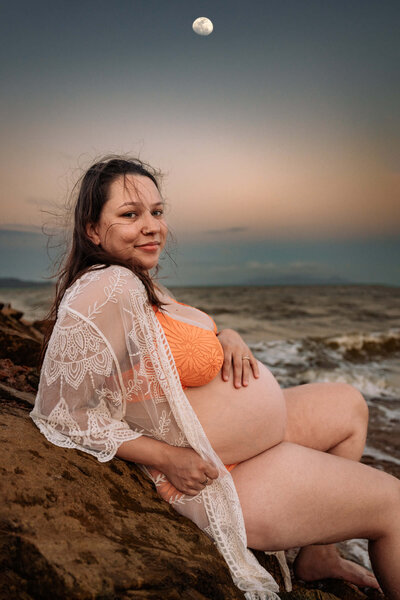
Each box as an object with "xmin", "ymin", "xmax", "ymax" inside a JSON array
[{"xmin": 153, "ymin": 301, "xmax": 224, "ymax": 388}]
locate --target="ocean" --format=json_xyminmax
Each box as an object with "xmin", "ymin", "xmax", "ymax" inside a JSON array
[{"xmin": 2, "ymin": 282, "xmax": 399, "ymax": 568}]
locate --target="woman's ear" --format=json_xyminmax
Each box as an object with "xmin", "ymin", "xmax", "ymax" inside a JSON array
[{"xmin": 86, "ymin": 222, "xmax": 101, "ymax": 246}]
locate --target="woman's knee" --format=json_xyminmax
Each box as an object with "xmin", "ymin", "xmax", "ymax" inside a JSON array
[
  {"xmin": 332, "ymin": 382, "xmax": 369, "ymax": 428},
  {"xmin": 348, "ymin": 384, "xmax": 369, "ymax": 426}
]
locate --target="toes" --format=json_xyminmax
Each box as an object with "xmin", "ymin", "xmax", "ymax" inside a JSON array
[
  {"xmin": 347, "ymin": 565, "xmax": 380, "ymax": 589},
  {"xmin": 362, "ymin": 575, "xmax": 381, "ymax": 591}
]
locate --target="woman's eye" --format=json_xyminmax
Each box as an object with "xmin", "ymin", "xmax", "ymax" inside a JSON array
[
  {"xmin": 123, "ymin": 212, "xmax": 137, "ymax": 218},
  {"xmin": 153, "ymin": 209, "xmax": 164, "ymax": 217}
]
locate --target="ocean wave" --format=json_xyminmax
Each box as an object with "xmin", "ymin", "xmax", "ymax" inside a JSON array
[
  {"xmin": 251, "ymin": 328, "xmax": 400, "ymax": 365},
  {"xmin": 298, "ymin": 367, "xmax": 399, "ymax": 399},
  {"xmin": 325, "ymin": 329, "xmax": 400, "ymax": 361},
  {"xmin": 364, "ymin": 444, "xmax": 400, "ymax": 466},
  {"xmin": 251, "ymin": 329, "xmax": 400, "ymax": 399}
]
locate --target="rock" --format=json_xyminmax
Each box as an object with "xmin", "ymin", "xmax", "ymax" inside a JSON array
[
  {"xmin": 0, "ymin": 303, "xmax": 385, "ymax": 599},
  {"xmin": 0, "ymin": 359, "xmax": 39, "ymax": 394},
  {"xmin": 0, "ymin": 381, "xmax": 35, "ymax": 406},
  {"xmin": 31, "ymin": 318, "xmax": 53, "ymax": 336},
  {"xmin": 280, "ymin": 592, "xmax": 340, "ymax": 600},
  {"xmin": 0, "ymin": 304, "xmax": 43, "ymax": 341},
  {"xmin": 0, "ymin": 304, "xmax": 42, "ymax": 368},
  {"xmin": 0, "ymin": 391, "xmax": 286, "ymax": 600},
  {"xmin": 286, "ymin": 580, "xmax": 370, "ymax": 600},
  {"xmin": 0, "ymin": 304, "xmax": 24, "ymax": 321}
]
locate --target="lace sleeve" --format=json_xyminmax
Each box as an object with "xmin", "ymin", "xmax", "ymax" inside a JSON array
[{"xmin": 30, "ymin": 266, "xmax": 145, "ymax": 462}]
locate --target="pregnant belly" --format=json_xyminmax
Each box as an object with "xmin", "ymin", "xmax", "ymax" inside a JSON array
[{"xmin": 184, "ymin": 360, "xmax": 287, "ymax": 464}]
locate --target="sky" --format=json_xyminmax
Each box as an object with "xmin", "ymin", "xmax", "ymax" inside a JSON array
[{"xmin": 0, "ymin": 0, "xmax": 399, "ymax": 285}]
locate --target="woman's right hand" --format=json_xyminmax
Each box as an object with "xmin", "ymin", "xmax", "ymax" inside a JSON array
[{"xmin": 158, "ymin": 445, "xmax": 219, "ymax": 496}]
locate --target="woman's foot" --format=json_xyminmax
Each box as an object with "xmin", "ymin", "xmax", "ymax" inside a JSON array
[{"xmin": 293, "ymin": 544, "xmax": 381, "ymax": 590}]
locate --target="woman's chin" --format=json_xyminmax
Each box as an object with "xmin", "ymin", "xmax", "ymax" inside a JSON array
[{"xmin": 131, "ymin": 257, "xmax": 159, "ymax": 272}]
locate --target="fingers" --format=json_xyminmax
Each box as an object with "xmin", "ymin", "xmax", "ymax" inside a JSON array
[
  {"xmin": 241, "ymin": 356, "xmax": 251, "ymax": 387},
  {"xmin": 161, "ymin": 448, "xmax": 220, "ymax": 497},
  {"xmin": 204, "ymin": 462, "xmax": 219, "ymax": 481},
  {"xmin": 218, "ymin": 329, "xmax": 259, "ymax": 386},
  {"xmin": 242, "ymin": 353, "xmax": 259, "ymax": 385},
  {"xmin": 185, "ymin": 487, "xmax": 204, "ymax": 496},
  {"xmin": 233, "ymin": 351, "xmax": 257, "ymax": 388},
  {"xmin": 177, "ymin": 476, "xmax": 206, "ymax": 496},
  {"xmin": 191, "ymin": 460, "xmax": 219, "ymax": 492},
  {"xmin": 173, "ymin": 454, "xmax": 219, "ymax": 496},
  {"xmin": 182, "ymin": 471, "xmax": 217, "ymax": 496},
  {"xmin": 250, "ymin": 355, "xmax": 260, "ymax": 379},
  {"xmin": 221, "ymin": 353, "xmax": 232, "ymax": 382},
  {"xmin": 185, "ymin": 485, "xmax": 205, "ymax": 496},
  {"xmin": 232, "ymin": 352, "xmax": 244, "ymax": 388}
]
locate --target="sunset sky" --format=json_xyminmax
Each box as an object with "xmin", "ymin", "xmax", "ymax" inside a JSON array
[{"xmin": 1, "ymin": 0, "xmax": 399, "ymax": 285}]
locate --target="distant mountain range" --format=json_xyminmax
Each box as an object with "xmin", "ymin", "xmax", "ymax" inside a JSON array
[
  {"xmin": 0, "ymin": 275, "xmax": 376, "ymax": 288},
  {"xmin": 0, "ymin": 278, "xmax": 53, "ymax": 288},
  {"xmin": 242, "ymin": 274, "xmax": 351, "ymax": 286}
]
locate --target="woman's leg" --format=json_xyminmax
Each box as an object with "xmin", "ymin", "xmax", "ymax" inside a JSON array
[
  {"xmin": 282, "ymin": 382, "xmax": 375, "ymax": 584},
  {"xmin": 231, "ymin": 441, "xmax": 400, "ymax": 598},
  {"xmin": 283, "ymin": 382, "xmax": 368, "ymax": 461}
]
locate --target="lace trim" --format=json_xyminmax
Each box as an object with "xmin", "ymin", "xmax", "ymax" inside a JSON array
[
  {"xmin": 46, "ymin": 317, "xmax": 113, "ymax": 390},
  {"xmin": 67, "ymin": 307, "xmax": 126, "ymax": 397},
  {"xmin": 31, "ymin": 410, "xmax": 140, "ymax": 463}
]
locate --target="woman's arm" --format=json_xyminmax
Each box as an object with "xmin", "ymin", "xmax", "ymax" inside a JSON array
[
  {"xmin": 217, "ymin": 328, "xmax": 259, "ymax": 388},
  {"xmin": 116, "ymin": 436, "xmax": 219, "ymax": 496}
]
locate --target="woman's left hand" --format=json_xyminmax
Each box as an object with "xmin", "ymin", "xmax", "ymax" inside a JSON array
[{"xmin": 217, "ymin": 328, "xmax": 259, "ymax": 388}]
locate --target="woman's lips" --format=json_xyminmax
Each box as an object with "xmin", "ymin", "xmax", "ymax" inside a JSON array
[{"xmin": 135, "ymin": 242, "xmax": 160, "ymax": 252}]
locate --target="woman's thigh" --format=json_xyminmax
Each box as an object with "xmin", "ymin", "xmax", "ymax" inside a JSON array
[
  {"xmin": 231, "ymin": 441, "xmax": 398, "ymax": 551},
  {"xmin": 283, "ymin": 382, "xmax": 368, "ymax": 453}
]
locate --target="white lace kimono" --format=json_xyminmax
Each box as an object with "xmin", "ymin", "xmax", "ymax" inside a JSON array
[{"xmin": 30, "ymin": 265, "xmax": 290, "ymax": 599}]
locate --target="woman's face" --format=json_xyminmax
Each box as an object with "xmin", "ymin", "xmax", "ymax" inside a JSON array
[{"xmin": 87, "ymin": 174, "xmax": 168, "ymax": 271}]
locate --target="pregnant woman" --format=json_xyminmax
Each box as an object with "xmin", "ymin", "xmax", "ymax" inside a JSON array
[{"xmin": 31, "ymin": 156, "xmax": 400, "ymax": 599}]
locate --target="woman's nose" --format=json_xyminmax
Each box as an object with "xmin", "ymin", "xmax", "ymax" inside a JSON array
[{"xmin": 141, "ymin": 211, "xmax": 160, "ymax": 234}]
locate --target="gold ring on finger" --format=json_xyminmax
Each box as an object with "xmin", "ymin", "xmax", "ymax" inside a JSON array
[{"xmin": 242, "ymin": 356, "xmax": 251, "ymax": 361}]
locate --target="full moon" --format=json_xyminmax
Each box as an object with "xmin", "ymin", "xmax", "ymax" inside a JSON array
[{"xmin": 192, "ymin": 17, "xmax": 213, "ymax": 36}]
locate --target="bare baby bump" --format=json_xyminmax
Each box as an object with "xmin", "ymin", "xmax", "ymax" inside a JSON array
[{"xmin": 185, "ymin": 360, "xmax": 287, "ymax": 464}]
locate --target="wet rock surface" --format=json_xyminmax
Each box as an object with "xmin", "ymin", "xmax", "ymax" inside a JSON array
[
  {"xmin": 1, "ymin": 394, "xmax": 252, "ymax": 600},
  {"xmin": 0, "ymin": 304, "xmax": 385, "ymax": 599}
]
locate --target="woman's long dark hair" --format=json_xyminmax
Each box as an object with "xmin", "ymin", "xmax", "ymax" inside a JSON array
[{"xmin": 40, "ymin": 155, "xmax": 165, "ymax": 366}]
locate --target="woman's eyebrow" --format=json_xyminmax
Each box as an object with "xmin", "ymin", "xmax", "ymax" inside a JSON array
[{"xmin": 118, "ymin": 200, "xmax": 164, "ymax": 209}]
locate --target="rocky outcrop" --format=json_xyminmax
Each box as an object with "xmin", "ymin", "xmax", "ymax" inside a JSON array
[
  {"xmin": 0, "ymin": 303, "xmax": 384, "ymax": 600},
  {"xmin": 0, "ymin": 304, "xmax": 42, "ymax": 368}
]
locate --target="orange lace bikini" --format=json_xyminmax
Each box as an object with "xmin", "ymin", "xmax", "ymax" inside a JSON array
[
  {"xmin": 153, "ymin": 304, "xmax": 224, "ymax": 388},
  {"xmin": 153, "ymin": 301, "xmax": 237, "ymax": 473}
]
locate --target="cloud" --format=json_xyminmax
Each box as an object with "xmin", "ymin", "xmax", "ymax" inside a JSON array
[
  {"xmin": 245, "ymin": 260, "xmax": 322, "ymax": 273},
  {"xmin": 246, "ymin": 261, "xmax": 279, "ymax": 271},
  {"xmin": 0, "ymin": 223, "xmax": 44, "ymax": 234},
  {"xmin": 203, "ymin": 260, "xmax": 324, "ymax": 275},
  {"xmin": 24, "ymin": 197, "xmax": 58, "ymax": 209},
  {"xmin": 204, "ymin": 227, "xmax": 248, "ymax": 234}
]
